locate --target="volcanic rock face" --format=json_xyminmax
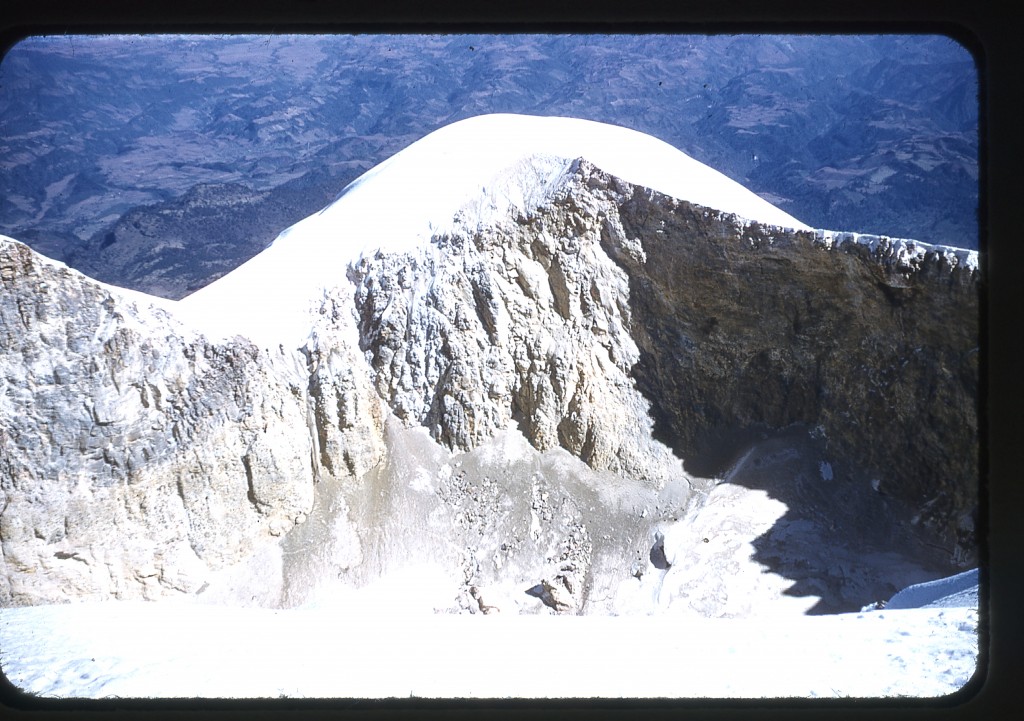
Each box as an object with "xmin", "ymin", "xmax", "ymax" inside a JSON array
[
  {"xmin": 603, "ymin": 175, "xmax": 980, "ymax": 556},
  {"xmin": 347, "ymin": 170, "xmax": 682, "ymax": 488},
  {"xmin": 0, "ymin": 155, "xmax": 978, "ymax": 612},
  {"xmin": 0, "ymin": 241, "xmax": 370, "ymax": 605}
]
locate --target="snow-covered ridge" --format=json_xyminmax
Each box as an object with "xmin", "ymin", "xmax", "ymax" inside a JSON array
[
  {"xmin": 174, "ymin": 114, "xmax": 977, "ymax": 348},
  {"xmin": 177, "ymin": 114, "xmax": 809, "ymax": 345},
  {"xmin": 882, "ymin": 567, "xmax": 979, "ymax": 610}
]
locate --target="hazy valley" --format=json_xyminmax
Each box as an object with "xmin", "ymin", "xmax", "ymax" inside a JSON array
[{"xmin": 0, "ymin": 34, "xmax": 978, "ymax": 299}]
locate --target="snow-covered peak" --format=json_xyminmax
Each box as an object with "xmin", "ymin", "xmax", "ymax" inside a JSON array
[
  {"xmin": 326, "ymin": 114, "xmax": 808, "ymax": 241},
  {"xmin": 299, "ymin": 114, "xmax": 807, "ymax": 256},
  {"xmin": 178, "ymin": 114, "xmax": 809, "ymax": 346}
]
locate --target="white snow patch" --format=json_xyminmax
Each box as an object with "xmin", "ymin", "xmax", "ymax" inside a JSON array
[
  {"xmin": 297, "ymin": 562, "xmax": 458, "ymax": 617},
  {"xmin": 0, "ymin": 601, "xmax": 979, "ymax": 699},
  {"xmin": 820, "ymin": 461, "xmax": 834, "ymax": 481},
  {"xmin": 409, "ymin": 467, "xmax": 435, "ymax": 494},
  {"xmin": 884, "ymin": 567, "xmax": 979, "ymax": 610},
  {"xmin": 653, "ymin": 483, "xmax": 816, "ymax": 618}
]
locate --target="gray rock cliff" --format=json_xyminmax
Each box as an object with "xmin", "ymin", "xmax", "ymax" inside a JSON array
[{"xmin": 1, "ymin": 240, "xmax": 310, "ymax": 604}]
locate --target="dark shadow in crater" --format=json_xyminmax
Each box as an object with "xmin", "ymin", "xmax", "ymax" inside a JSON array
[
  {"xmin": 622, "ymin": 331, "xmax": 969, "ymax": 613},
  {"xmin": 683, "ymin": 426, "xmax": 963, "ymax": 614},
  {"xmin": 594, "ymin": 190, "xmax": 977, "ymax": 616}
]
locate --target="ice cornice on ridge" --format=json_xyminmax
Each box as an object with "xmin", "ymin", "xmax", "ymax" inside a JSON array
[{"xmin": 812, "ymin": 229, "xmax": 980, "ymax": 275}]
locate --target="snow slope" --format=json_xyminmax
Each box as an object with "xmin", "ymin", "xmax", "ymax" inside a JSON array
[
  {"xmin": 176, "ymin": 114, "xmax": 809, "ymax": 346},
  {"xmin": 884, "ymin": 567, "xmax": 980, "ymax": 610},
  {"xmin": 0, "ymin": 587, "xmax": 979, "ymax": 699}
]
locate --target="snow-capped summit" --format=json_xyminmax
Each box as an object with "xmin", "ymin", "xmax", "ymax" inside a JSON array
[
  {"xmin": 327, "ymin": 113, "xmax": 808, "ymax": 241},
  {"xmin": 178, "ymin": 114, "xmax": 807, "ymax": 346}
]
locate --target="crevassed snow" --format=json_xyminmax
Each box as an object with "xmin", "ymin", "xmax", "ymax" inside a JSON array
[{"xmin": 175, "ymin": 114, "xmax": 809, "ymax": 347}]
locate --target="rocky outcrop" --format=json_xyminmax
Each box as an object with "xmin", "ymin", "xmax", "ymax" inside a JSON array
[
  {"xmin": 0, "ymin": 238, "xmax": 374, "ymax": 605},
  {"xmin": 348, "ymin": 185, "xmax": 684, "ymax": 489},
  {"xmin": 0, "ymin": 156, "xmax": 978, "ymax": 610}
]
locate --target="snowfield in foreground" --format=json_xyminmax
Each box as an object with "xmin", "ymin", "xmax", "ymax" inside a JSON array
[{"xmin": 0, "ymin": 596, "xmax": 979, "ymax": 699}]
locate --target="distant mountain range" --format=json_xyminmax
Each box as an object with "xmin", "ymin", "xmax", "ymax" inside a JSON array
[{"xmin": 0, "ymin": 34, "xmax": 978, "ymax": 298}]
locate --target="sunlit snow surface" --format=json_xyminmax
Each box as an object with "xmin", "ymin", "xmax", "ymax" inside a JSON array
[
  {"xmin": 0, "ymin": 597, "xmax": 979, "ymax": 699},
  {"xmin": 175, "ymin": 114, "xmax": 810, "ymax": 347}
]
